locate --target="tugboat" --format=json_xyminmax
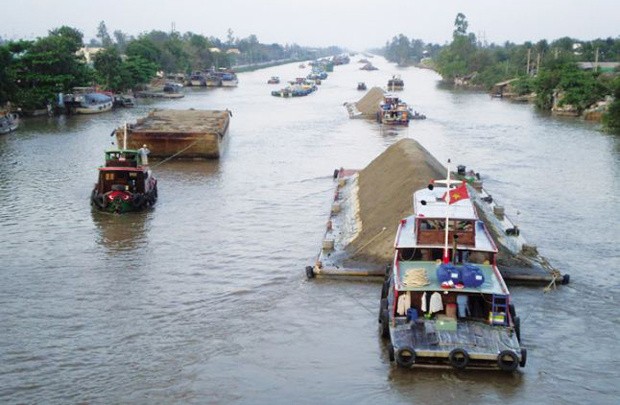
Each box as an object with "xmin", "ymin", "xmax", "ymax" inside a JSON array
[
  {"xmin": 90, "ymin": 148, "xmax": 158, "ymax": 214},
  {"xmin": 377, "ymin": 94, "xmax": 410, "ymax": 125},
  {"xmin": 379, "ymin": 161, "xmax": 526, "ymax": 371},
  {"xmin": 387, "ymin": 75, "xmax": 404, "ymax": 91}
]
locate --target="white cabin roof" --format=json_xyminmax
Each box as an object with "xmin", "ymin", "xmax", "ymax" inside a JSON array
[{"xmin": 413, "ymin": 186, "xmax": 478, "ymax": 220}]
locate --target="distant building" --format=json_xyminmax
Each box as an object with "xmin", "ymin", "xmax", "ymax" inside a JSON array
[
  {"xmin": 577, "ymin": 62, "xmax": 620, "ymax": 73},
  {"xmin": 77, "ymin": 46, "xmax": 104, "ymax": 65}
]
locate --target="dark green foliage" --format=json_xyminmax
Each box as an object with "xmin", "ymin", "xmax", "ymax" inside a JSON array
[
  {"xmin": 5, "ymin": 26, "xmax": 93, "ymax": 110},
  {"xmin": 556, "ymin": 66, "xmax": 608, "ymax": 112},
  {"xmin": 512, "ymin": 76, "xmax": 535, "ymax": 96},
  {"xmin": 603, "ymin": 77, "xmax": 620, "ymax": 134}
]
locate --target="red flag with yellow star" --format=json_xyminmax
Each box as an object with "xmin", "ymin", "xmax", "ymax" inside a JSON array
[{"xmin": 443, "ymin": 184, "xmax": 469, "ymax": 204}]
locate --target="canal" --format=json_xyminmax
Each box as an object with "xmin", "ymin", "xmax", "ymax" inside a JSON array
[{"xmin": 0, "ymin": 56, "xmax": 618, "ymax": 404}]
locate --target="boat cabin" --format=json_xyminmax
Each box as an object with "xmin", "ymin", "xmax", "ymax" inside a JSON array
[
  {"xmin": 95, "ymin": 167, "xmax": 150, "ymax": 194},
  {"xmin": 104, "ymin": 149, "xmax": 144, "ymax": 167}
]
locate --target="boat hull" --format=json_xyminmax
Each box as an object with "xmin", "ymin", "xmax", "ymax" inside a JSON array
[
  {"xmin": 117, "ymin": 109, "xmax": 231, "ymax": 159},
  {"xmin": 91, "ymin": 187, "xmax": 157, "ymax": 214},
  {"xmin": 75, "ymin": 101, "xmax": 113, "ymax": 114}
]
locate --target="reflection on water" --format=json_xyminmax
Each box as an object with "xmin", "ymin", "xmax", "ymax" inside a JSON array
[
  {"xmin": 0, "ymin": 56, "xmax": 618, "ymax": 404},
  {"xmin": 92, "ymin": 210, "xmax": 150, "ymax": 252}
]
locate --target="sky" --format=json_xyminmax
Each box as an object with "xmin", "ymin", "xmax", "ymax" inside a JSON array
[{"xmin": 2, "ymin": 0, "xmax": 618, "ymax": 50}]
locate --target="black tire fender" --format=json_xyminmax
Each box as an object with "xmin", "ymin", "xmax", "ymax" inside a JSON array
[
  {"xmin": 396, "ymin": 346, "xmax": 416, "ymax": 368},
  {"xmin": 387, "ymin": 343, "xmax": 395, "ymax": 362},
  {"xmin": 380, "ymin": 308, "xmax": 390, "ymax": 339},
  {"xmin": 378, "ymin": 298, "xmax": 388, "ymax": 322},
  {"xmin": 305, "ymin": 266, "xmax": 315, "ymax": 279},
  {"xmin": 519, "ymin": 347, "xmax": 527, "ymax": 367},
  {"xmin": 497, "ymin": 350, "xmax": 519, "ymax": 372},
  {"xmin": 381, "ymin": 279, "xmax": 389, "ymax": 299},
  {"xmin": 514, "ymin": 316, "xmax": 521, "ymax": 343},
  {"xmin": 448, "ymin": 348, "xmax": 470, "ymax": 370}
]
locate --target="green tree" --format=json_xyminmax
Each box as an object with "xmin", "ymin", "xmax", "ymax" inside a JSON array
[
  {"xmin": 93, "ymin": 47, "xmax": 123, "ymax": 90},
  {"xmin": 97, "ymin": 21, "xmax": 113, "ymax": 48},
  {"xmin": 603, "ymin": 76, "xmax": 620, "ymax": 134},
  {"xmin": 0, "ymin": 45, "xmax": 15, "ymax": 104},
  {"xmin": 113, "ymin": 30, "xmax": 129, "ymax": 53},
  {"xmin": 453, "ymin": 13, "xmax": 468, "ymax": 37},
  {"xmin": 10, "ymin": 26, "xmax": 93, "ymax": 110}
]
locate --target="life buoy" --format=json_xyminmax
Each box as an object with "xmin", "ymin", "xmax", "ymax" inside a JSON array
[
  {"xmin": 448, "ymin": 348, "xmax": 470, "ymax": 369},
  {"xmin": 396, "ymin": 346, "xmax": 416, "ymax": 368},
  {"xmin": 497, "ymin": 350, "xmax": 519, "ymax": 371}
]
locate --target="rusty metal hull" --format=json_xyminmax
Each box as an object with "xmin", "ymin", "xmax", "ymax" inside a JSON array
[{"xmin": 116, "ymin": 109, "xmax": 231, "ymax": 159}]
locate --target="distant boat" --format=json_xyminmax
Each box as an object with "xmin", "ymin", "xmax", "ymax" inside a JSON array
[
  {"xmin": 208, "ymin": 69, "xmax": 238, "ymax": 87},
  {"xmin": 360, "ymin": 63, "xmax": 378, "ymax": 71},
  {"xmin": 113, "ymin": 94, "xmax": 136, "ymax": 108},
  {"xmin": 74, "ymin": 93, "xmax": 113, "ymax": 114},
  {"xmin": 388, "ymin": 75, "xmax": 404, "ymax": 91},
  {"xmin": 357, "ymin": 82, "xmax": 367, "ymax": 91},
  {"xmin": 189, "ymin": 72, "xmax": 207, "ymax": 86},
  {"xmin": 377, "ymin": 94, "xmax": 410, "ymax": 126},
  {"xmin": 0, "ymin": 112, "xmax": 19, "ymax": 134},
  {"xmin": 62, "ymin": 88, "xmax": 113, "ymax": 114},
  {"xmin": 267, "ymin": 76, "xmax": 280, "ymax": 84}
]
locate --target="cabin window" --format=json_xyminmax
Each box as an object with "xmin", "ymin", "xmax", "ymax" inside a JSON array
[{"xmin": 105, "ymin": 173, "xmax": 115, "ymax": 181}]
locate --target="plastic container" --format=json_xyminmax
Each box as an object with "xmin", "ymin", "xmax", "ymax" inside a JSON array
[
  {"xmin": 436, "ymin": 263, "xmax": 461, "ymax": 283},
  {"xmin": 406, "ymin": 308, "xmax": 418, "ymax": 322},
  {"xmin": 462, "ymin": 264, "xmax": 485, "ymax": 287}
]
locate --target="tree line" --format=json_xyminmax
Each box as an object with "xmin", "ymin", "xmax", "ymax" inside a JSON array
[
  {"xmin": 380, "ymin": 13, "xmax": 620, "ymax": 134},
  {"xmin": 0, "ymin": 22, "xmax": 340, "ymax": 111}
]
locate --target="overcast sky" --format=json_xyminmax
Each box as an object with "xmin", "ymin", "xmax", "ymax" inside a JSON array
[{"xmin": 2, "ymin": 0, "xmax": 618, "ymax": 49}]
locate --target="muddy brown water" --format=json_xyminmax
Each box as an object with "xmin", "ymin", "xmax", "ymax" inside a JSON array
[{"xmin": 0, "ymin": 57, "xmax": 618, "ymax": 404}]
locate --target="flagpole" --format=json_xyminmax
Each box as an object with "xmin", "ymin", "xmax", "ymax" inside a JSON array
[{"xmin": 443, "ymin": 159, "xmax": 451, "ymax": 263}]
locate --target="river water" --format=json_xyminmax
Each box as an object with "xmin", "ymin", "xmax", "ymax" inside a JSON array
[{"xmin": 1, "ymin": 57, "xmax": 618, "ymax": 404}]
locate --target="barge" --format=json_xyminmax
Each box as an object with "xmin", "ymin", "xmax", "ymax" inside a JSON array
[
  {"xmin": 306, "ymin": 139, "xmax": 568, "ymax": 285},
  {"xmin": 379, "ymin": 163, "xmax": 526, "ymax": 370},
  {"xmin": 116, "ymin": 109, "xmax": 231, "ymax": 159}
]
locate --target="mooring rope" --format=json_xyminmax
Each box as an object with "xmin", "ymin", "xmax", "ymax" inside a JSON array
[
  {"xmin": 149, "ymin": 136, "xmax": 214, "ymax": 169},
  {"xmin": 349, "ymin": 227, "xmax": 387, "ymax": 257}
]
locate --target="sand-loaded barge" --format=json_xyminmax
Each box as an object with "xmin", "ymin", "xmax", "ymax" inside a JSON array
[
  {"xmin": 307, "ymin": 139, "xmax": 569, "ymax": 287},
  {"xmin": 116, "ymin": 109, "xmax": 231, "ymax": 159}
]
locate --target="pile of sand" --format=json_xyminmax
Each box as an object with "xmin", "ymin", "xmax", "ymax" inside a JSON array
[
  {"xmin": 346, "ymin": 138, "xmax": 446, "ymax": 264},
  {"xmin": 352, "ymin": 87, "xmax": 385, "ymax": 116},
  {"xmin": 129, "ymin": 109, "xmax": 230, "ymax": 133}
]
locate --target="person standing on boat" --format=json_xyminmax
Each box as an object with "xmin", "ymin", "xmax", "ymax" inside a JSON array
[{"xmin": 138, "ymin": 144, "xmax": 150, "ymax": 165}]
